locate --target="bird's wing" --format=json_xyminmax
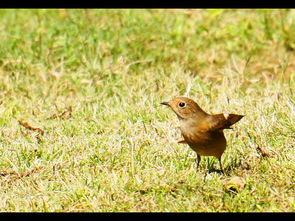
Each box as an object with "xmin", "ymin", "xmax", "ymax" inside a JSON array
[{"xmin": 208, "ymin": 113, "xmax": 244, "ymax": 131}]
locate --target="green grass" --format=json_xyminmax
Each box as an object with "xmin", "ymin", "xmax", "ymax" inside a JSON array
[{"xmin": 0, "ymin": 9, "xmax": 294, "ymax": 212}]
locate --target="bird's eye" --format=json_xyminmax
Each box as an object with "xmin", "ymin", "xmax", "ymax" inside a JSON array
[{"xmin": 179, "ymin": 102, "xmax": 186, "ymax": 108}]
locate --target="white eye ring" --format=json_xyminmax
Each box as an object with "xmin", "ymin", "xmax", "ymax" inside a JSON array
[{"xmin": 179, "ymin": 102, "xmax": 186, "ymax": 108}]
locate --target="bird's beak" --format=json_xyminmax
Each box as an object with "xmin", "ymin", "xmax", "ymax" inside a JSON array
[{"xmin": 160, "ymin": 101, "xmax": 169, "ymax": 106}]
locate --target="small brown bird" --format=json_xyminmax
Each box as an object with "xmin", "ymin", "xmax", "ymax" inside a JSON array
[{"xmin": 160, "ymin": 97, "xmax": 244, "ymax": 172}]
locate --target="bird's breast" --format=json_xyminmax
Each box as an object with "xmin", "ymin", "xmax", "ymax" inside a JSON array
[
  {"xmin": 179, "ymin": 121, "xmax": 227, "ymax": 157},
  {"xmin": 180, "ymin": 121, "xmax": 206, "ymax": 143}
]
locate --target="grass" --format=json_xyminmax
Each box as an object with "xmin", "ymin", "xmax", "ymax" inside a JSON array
[{"xmin": 0, "ymin": 9, "xmax": 294, "ymax": 212}]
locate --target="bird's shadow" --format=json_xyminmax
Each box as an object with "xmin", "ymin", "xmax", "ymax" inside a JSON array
[
  {"xmin": 206, "ymin": 162, "xmax": 250, "ymax": 176},
  {"xmin": 208, "ymin": 167, "xmax": 224, "ymax": 175},
  {"xmin": 202, "ymin": 157, "xmax": 249, "ymax": 175},
  {"xmin": 201, "ymin": 158, "xmax": 227, "ymax": 175}
]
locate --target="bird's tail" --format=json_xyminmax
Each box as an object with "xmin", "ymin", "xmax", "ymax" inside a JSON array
[
  {"xmin": 210, "ymin": 113, "xmax": 244, "ymax": 131},
  {"xmin": 227, "ymin": 114, "xmax": 244, "ymax": 127}
]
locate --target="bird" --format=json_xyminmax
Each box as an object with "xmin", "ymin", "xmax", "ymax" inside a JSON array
[{"xmin": 160, "ymin": 97, "xmax": 244, "ymax": 173}]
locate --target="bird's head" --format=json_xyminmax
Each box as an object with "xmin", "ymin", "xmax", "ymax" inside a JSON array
[{"xmin": 160, "ymin": 97, "xmax": 205, "ymax": 120}]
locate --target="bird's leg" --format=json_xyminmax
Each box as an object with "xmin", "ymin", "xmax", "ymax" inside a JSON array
[
  {"xmin": 196, "ymin": 154, "xmax": 201, "ymax": 170},
  {"xmin": 218, "ymin": 157, "xmax": 224, "ymax": 173}
]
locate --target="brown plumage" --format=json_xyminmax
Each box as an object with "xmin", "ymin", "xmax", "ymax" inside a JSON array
[{"xmin": 160, "ymin": 97, "xmax": 244, "ymax": 172}]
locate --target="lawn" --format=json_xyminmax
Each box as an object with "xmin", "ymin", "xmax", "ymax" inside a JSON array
[{"xmin": 0, "ymin": 9, "xmax": 294, "ymax": 212}]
